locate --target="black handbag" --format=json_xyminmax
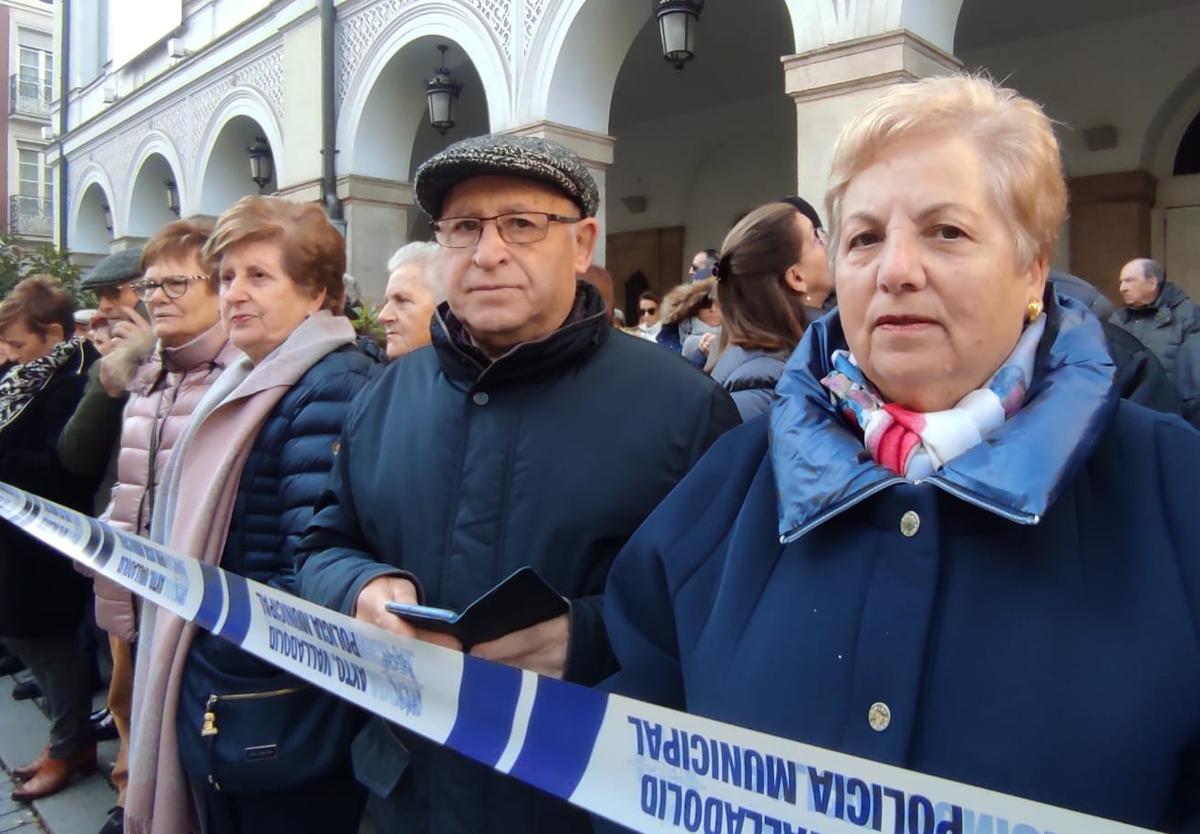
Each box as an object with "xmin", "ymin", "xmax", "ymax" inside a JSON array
[{"xmin": 178, "ymin": 632, "xmax": 364, "ymax": 794}]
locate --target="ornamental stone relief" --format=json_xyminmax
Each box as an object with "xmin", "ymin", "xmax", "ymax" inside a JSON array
[
  {"xmin": 523, "ymin": 0, "xmax": 549, "ymax": 57},
  {"xmin": 465, "ymin": 0, "xmax": 512, "ymax": 58},
  {"xmin": 68, "ymin": 47, "xmax": 284, "ymax": 219},
  {"xmin": 337, "ymin": 0, "xmax": 513, "ymax": 109}
]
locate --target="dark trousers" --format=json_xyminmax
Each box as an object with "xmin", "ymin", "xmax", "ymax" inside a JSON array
[
  {"xmin": 3, "ymin": 630, "xmax": 93, "ymax": 758},
  {"xmin": 198, "ymin": 765, "xmax": 366, "ymax": 834}
]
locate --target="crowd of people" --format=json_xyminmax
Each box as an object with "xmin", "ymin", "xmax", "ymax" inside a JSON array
[{"xmin": 0, "ymin": 73, "xmax": 1197, "ymax": 834}]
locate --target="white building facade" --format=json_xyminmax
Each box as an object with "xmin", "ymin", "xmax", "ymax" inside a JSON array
[
  {"xmin": 3, "ymin": 0, "xmax": 54, "ymax": 246},
  {"xmin": 49, "ymin": 0, "xmax": 1200, "ymax": 317}
]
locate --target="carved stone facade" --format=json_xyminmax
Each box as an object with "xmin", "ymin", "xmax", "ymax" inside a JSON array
[{"xmin": 67, "ymin": 46, "xmax": 285, "ymax": 228}]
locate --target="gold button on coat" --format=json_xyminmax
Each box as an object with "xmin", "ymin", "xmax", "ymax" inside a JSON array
[
  {"xmin": 900, "ymin": 511, "xmax": 920, "ymax": 537},
  {"xmin": 868, "ymin": 701, "xmax": 891, "ymax": 732}
]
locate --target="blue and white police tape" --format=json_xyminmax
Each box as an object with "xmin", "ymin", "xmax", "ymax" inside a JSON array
[{"xmin": 0, "ymin": 482, "xmax": 1156, "ymax": 834}]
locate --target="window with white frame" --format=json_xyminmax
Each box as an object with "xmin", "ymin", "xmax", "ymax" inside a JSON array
[
  {"xmin": 17, "ymin": 148, "xmax": 53, "ymax": 214},
  {"xmin": 15, "ymin": 29, "xmax": 54, "ymax": 115}
]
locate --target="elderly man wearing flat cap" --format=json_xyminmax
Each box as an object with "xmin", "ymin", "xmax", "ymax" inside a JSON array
[{"xmin": 297, "ymin": 134, "xmax": 739, "ymax": 834}]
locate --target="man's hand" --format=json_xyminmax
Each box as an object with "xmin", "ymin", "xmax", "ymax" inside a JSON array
[
  {"xmin": 109, "ymin": 306, "xmax": 151, "ymax": 346},
  {"xmin": 354, "ymin": 575, "xmax": 461, "ymax": 650},
  {"xmin": 97, "ymin": 354, "xmax": 124, "ymax": 398},
  {"xmin": 470, "ymin": 612, "xmax": 571, "ymax": 679}
]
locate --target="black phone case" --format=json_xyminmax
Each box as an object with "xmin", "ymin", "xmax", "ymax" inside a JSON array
[{"xmin": 395, "ymin": 567, "xmax": 569, "ymax": 650}]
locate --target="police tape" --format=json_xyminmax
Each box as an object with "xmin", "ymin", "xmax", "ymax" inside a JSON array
[{"xmin": 0, "ymin": 482, "xmax": 1156, "ymax": 834}]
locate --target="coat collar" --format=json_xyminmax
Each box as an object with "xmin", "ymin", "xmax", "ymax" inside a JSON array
[
  {"xmin": 130, "ymin": 322, "xmax": 237, "ymax": 395},
  {"xmin": 431, "ymin": 281, "xmax": 609, "ymax": 388},
  {"xmin": 769, "ymin": 292, "xmax": 1119, "ymax": 543},
  {"xmin": 1114, "ymin": 280, "xmax": 1186, "ymax": 327}
]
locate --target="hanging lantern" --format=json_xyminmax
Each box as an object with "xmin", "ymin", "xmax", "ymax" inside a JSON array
[
  {"xmin": 164, "ymin": 179, "xmax": 181, "ymax": 216},
  {"xmin": 425, "ymin": 45, "xmax": 463, "ymax": 135},
  {"xmin": 246, "ymin": 136, "xmax": 274, "ymax": 192},
  {"xmin": 653, "ymin": 0, "xmax": 704, "ymax": 70},
  {"xmin": 101, "ymin": 202, "xmax": 113, "ymax": 232}
]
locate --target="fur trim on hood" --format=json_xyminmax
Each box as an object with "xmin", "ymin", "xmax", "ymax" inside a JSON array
[{"xmin": 661, "ymin": 278, "xmax": 717, "ymax": 326}]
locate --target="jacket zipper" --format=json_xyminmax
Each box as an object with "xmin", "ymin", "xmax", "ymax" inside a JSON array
[
  {"xmin": 923, "ymin": 476, "xmax": 1040, "ymax": 526},
  {"xmin": 200, "ymin": 684, "xmax": 308, "ymax": 737},
  {"xmin": 779, "ymin": 474, "xmax": 1040, "ymax": 544},
  {"xmin": 780, "ymin": 477, "xmax": 906, "ymax": 543}
]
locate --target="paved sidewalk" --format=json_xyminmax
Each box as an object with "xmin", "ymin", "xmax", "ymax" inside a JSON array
[{"xmin": 0, "ymin": 672, "xmax": 117, "ymax": 834}]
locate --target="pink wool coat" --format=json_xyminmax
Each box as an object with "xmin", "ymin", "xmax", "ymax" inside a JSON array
[{"xmin": 95, "ymin": 322, "xmax": 240, "ymax": 641}]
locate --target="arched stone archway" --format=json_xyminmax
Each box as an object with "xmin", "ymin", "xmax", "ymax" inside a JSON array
[
  {"xmin": 338, "ymin": 8, "xmax": 500, "ymax": 299},
  {"xmin": 195, "ymin": 115, "xmax": 277, "ymax": 217},
  {"xmin": 126, "ymin": 151, "xmax": 182, "ymax": 241},
  {"xmin": 1144, "ymin": 68, "xmax": 1200, "ymax": 300},
  {"xmin": 338, "ymin": 3, "xmax": 510, "ymax": 176},
  {"xmin": 71, "ymin": 167, "xmax": 116, "ymax": 257},
  {"xmin": 530, "ymin": 0, "xmax": 801, "ymax": 312},
  {"xmin": 194, "ymin": 89, "xmax": 282, "ymax": 217}
]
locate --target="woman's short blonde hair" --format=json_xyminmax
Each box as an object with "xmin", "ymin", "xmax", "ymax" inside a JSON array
[
  {"xmin": 203, "ymin": 196, "xmax": 346, "ymax": 313},
  {"xmin": 826, "ymin": 74, "xmax": 1067, "ymax": 270}
]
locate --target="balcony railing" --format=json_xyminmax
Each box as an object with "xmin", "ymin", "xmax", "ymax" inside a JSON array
[
  {"xmin": 10, "ymin": 195, "xmax": 53, "ymax": 238},
  {"xmin": 9, "ymin": 75, "xmax": 51, "ymax": 118}
]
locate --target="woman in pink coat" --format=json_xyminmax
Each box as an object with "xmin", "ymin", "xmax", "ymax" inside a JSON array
[{"xmin": 93, "ymin": 218, "xmax": 239, "ymax": 834}]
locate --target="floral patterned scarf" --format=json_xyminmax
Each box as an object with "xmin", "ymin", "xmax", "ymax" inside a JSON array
[
  {"xmin": 820, "ymin": 317, "xmax": 1045, "ymax": 479},
  {"xmin": 0, "ymin": 338, "xmax": 84, "ymax": 434}
]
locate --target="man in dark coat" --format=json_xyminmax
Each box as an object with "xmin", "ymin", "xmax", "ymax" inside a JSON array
[
  {"xmin": 1109, "ymin": 258, "xmax": 1200, "ymax": 426},
  {"xmin": 1048, "ymin": 271, "xmax": 1182, "ymax": 415},
  {"xmin": 296, "ymin": 134, "xmax": 740, "ymax": 834}
]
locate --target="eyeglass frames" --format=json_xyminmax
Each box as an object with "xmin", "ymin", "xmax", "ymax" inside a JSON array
[
  {"xmin": 130, "ymin": 275, "xmax": 210, "ymax": 302},
  {"xmin": 431, "ymin": 212, "xmax": 582, "ymax": 248}
]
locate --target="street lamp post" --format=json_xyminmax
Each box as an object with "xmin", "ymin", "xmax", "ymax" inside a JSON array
[
  {"xmin": 164, "ymin": 179, "xmax": 181, "ymax": 216},
  {"xmin": 425, "ymin": 45, "xmax": 463, "ymax": 135},
  {"xmin": 246, "ymin": 136, "xmax": 274, "ymax": 192},
  {"xmin": 653, "ymin": 0, "xmax": 705, "ymax": 70}
]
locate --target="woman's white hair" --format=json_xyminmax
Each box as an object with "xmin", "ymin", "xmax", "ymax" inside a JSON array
[{"xmin": 387, "ymin": 241, "xmax": 446, "ymax": 302}]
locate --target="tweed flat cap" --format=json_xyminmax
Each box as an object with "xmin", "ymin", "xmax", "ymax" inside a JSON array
[
  {"xmin": 81, "ymin": 247, "xmax": 143, "ymax": 290},
  {"xmin": 415, "ymin": 134, "xmax": 599, "ymax": 219}
]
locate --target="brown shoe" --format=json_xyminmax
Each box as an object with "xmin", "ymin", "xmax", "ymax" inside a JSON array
[
  {"xmin": 11, "ymin": 747, "xmax": 96, "ymax": 803},
  {"xmin": 11, "ymin": 747, "xmax": 49, "ymax": 782}
]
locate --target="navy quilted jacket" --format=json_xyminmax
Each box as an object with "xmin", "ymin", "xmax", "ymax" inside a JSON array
[
  {"xmin": 224, "ymin": 338, "xmax": 384, "ymax": 591},
  {"xmin": 603, "ymin": 295, "xmax": 1200, "ymax": 832}
]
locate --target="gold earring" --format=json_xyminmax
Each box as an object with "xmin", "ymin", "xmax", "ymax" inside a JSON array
[{"xmin": 1026, "ymin": 299, "xmax": 1043, "ymax": 322}]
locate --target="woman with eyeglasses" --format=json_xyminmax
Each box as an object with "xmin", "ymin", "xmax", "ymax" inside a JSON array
[
  {"xmin": 708, "ymin": 200, "xmax": 830, "ymax": 420},
  {"xmin": 128, "ymin": 196, "xmax": 381, "ymax": 834},
  {"xmin": 69, "ymin": 218, "xmax": 240, "ymax": 834}
]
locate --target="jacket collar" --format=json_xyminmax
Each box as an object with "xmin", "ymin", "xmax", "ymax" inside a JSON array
[
  {"xmin": 130, "ymin": 323, "xmax": 237, "ymax": 395},
  {"xmin": 1115, "ymin": 280, "xmax": 1186, "ymax": 327},
  {"xmin": 769, "ymin": 292, "xmax": 1119, "ymax": 543},
  {"xmin": 431, "ymin": 281, "xmax": 609, "ymax": 388},
  {"xmin": 162, "ymin": 321, "xmax": 235, "ymax": 372}
]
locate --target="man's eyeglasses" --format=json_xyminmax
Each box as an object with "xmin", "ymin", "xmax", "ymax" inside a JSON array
[
  {"xmin": 431, "ymin": 212, "xmax": 582, "ymax": 248},
  {"xmin": 130, "ymin": 275, "xmax": 209, "ymax": 302},
  {"xmin": 639, "ymin": 306, "xmax": 658, "ymax": 317}
]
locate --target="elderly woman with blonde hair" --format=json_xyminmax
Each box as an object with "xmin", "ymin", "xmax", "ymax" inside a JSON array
[{"xmin": 602, "ymin": 76, "xmax": 1200, "ymax": 831}]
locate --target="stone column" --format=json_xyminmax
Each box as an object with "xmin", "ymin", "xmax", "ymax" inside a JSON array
[
  {"xmin": 1068, "ymin": 170, "xmax": 1157, "ymax": 303},
  {"xmin": 337, "ymin": 175, "xmax": 415, "ymax": 302},
  {"xmin": 782, "ymin": 31, "xmax": 961, "ymax": 210},
  {"xmin": 109, "ymin": 236, "xmax": 148, "ymax": 254},
  {"xmin": 506, "ymin": 121, "xmax": 615, "ymax": 265}
]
